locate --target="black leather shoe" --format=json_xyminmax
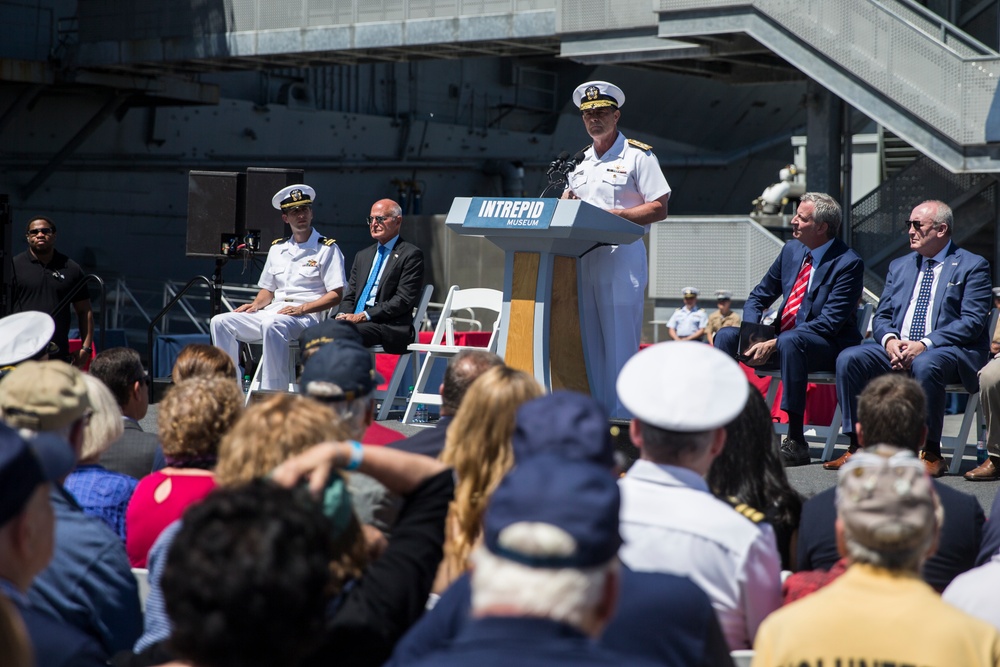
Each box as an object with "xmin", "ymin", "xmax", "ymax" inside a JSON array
[{"xmin": 780, "ymin": 438, "xmax": 811, "ymax": 467}]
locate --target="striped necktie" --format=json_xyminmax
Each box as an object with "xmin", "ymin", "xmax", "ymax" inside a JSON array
[
  {"xmin": 780, "ymin": 252, "xmax": 813, "ymax": 333},
  {"xmin": 908, "ymin": 258, "xmax": 936, "ymax": 340}
]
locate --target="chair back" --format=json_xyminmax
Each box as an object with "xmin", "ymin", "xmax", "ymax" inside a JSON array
[{"xmin": 427, "ymin": 286, "xmax": 503, "ymax": 347}]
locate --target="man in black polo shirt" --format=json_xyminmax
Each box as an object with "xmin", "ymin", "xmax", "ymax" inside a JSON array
[{"xmin": 10, "ymin": 216, "xmax": 93, "ymax": 367}]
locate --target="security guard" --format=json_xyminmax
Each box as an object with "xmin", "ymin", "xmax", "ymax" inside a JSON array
[
  {"xmin": 210, "ymin": 184, "xmax": 345, "ymax": 391},
  {"xmin": 564, "ymin": 80, "xmax": 671, "ymax": 419}
]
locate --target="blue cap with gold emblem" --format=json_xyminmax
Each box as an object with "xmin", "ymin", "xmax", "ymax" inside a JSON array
[
  {"xmin": 573, "ymin": 80, "xmax": 625, "ymax": 111},
  {"xmin": 272, "ymin": 184, "xmax": 316, "ymax": 211}
]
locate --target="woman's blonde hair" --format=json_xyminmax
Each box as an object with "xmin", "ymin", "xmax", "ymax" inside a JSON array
[
  {"xmin": 215, "ymin": 393, "xmax": 367, "ymax": 589},
  {"xmin": 80, "ymin": 374, "xmax": 124, "ymax": 462},
  {"xmin": 438, "ymin": 365, "xmax": 543, "ymax": 584},
  {"xmin": 158, "ymin": 376, "xmax": 244, "ymax": 459},
  {"xmin": 171, "ymin": 344, "xmax": 237, "ymax": 384}
]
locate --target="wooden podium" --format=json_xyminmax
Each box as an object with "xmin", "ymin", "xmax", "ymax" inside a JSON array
[{"xmin": 445, "ymin": 197, "xmax": 643, "ymax": 393}]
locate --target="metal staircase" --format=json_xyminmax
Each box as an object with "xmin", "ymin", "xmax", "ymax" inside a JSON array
[
  {"xmin": 879, "ymin": 127, "xmax": 921, "ymax": 180},
  {"xmin": 851, "ymin": 156, "xmax": 998, "ymax": 296}
]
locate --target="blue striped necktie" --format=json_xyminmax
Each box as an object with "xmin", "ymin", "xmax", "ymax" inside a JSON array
[
  {"xmin": 355, "ymin": 245, "xmax": 388, "ymax": 314},
  {"xmin": 909, "ymin": 258, "xmax": 936, "ymax": 339}
]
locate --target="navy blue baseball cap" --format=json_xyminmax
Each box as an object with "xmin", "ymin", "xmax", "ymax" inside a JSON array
[
  {"xmin": 512, "ymin": 391, "xmax": 614, "ymax": 470},
  {"xmin": 0, "ymin": 423, "xmax": 75, "ymax": 526},
  {"xmin": 484, "ymin": 457, "xmax": 621, "ymax": 569},
  {"xmin": 300, "ymin": 340, "xmax": 384, "ymax": 401},
  {"xmin": 298, "ymin": 319, "xmax": 364, "ymax": 356}
]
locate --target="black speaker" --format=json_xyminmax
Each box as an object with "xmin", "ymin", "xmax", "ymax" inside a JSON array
[
  {"xmin": 245, "ymin": 168, "xmax": 304, "ymax": 245},
  {"xmin": 186, "ymin": 171, "xmax": 242, "ymax": 257}
]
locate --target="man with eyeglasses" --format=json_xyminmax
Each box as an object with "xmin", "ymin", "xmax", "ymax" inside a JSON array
[
  {"xmin": 562, "ymin": 80, "xmax": 671, "ymax": 419},
  {"xmin": 835, "ymin": 200, "xmax": 992, "ymax": 477},
  {"xmin": 333, "ymin": 198, "xmax": 425, "ymax": 353},
  {"xmin": 10, "ymin": 216, "xmax": 94, "ymax": 368},
  {"xmin": 211, "ymin": 184, "xmax": 346, "ymax": 391}
]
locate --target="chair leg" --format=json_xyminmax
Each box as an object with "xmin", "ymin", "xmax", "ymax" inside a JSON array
[
  {"xmin": 244, "ymin": 353, "xmax": 265, "ymax": 407},
  {"xmin": 822, "ymin": 404, "xmax": 843, "ymax": 462},
  {"xmin": 765, "ymin": 378, "xmax": 779, "ymax": 409},
  {"xmin": 949, "ymin": 392, "xmax": 980, "ymax": 475},
  {"xmin": 403, "ymin": 351, "xmax": 436, "ymax": 424},
  {"xmin": 377, "ymin": 352, "xmax": 410, "ymax": 421}
]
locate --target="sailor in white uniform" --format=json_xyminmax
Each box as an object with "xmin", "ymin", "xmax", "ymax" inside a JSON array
[
  {"xmin": 211, "ymin": 184, "xmax": 345, "ymax": 391},
  {"xmin": 564, "ymin": 80, "xmax": 671, "ymax": 418}
]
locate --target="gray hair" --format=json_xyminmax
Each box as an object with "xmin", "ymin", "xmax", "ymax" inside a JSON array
[
  {"xmin": 800, "ymin": 192, "xmax": 842, "ymax": 239},
  {"xmin": 922, "ymin": 200, "xmax": 953, "ymax": 235},
  {"xmin": 470, "ymin": 523, "xmax": 617, "ymax": 631},
  {"xmin": 79, "ymin": 375, "xmax": 124, "ymax": 462}
]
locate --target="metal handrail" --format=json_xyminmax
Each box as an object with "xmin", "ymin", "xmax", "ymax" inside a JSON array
[
  {"xmin": 51, "ymin": 273, "xmax": 106, "ymax": 352},
  {"xmin": 146, "ymin": 275, "xmax": 215, "ymax": 398}
]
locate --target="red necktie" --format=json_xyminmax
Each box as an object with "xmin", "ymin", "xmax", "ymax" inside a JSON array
[{"xmin": 780, "ymin": 252, "xmax": 813, "ymax": 333}]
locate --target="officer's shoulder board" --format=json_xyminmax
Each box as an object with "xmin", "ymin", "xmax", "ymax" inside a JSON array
[
  {"xmin": 271, "ymin": 236, "xmax": 290, "ymax": 246},
  {"xmin": 725, "ymin": 496, "xmax": 766, "ymax": 524},
  {"xmin": 319, "ymin": 237, "xmax": 337, "ymax": 246},
  {"xmin": 627, "ymin": 138, "xmax": 653, "ymax": 152}
]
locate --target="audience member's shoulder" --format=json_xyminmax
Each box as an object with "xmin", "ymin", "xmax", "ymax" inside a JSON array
[
  {"xmin": 932, "ymin": 479, "xmax": 981, "ymax": 512},
  {"xmin": 722, "ymin": 496, "xmax": 767, "ymax": 525},
  {"xmin": 17, "ymin": 603, "xmax": 108, "ymax": 667}
]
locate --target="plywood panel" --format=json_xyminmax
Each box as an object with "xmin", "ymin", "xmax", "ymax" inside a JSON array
[
  {"xmin": 506, "ymin": 252, "xmax": 538, "ymax": 374},
  {"xmin": 550, "ymin": 255, "xmax": 589, "ymax": 393}
]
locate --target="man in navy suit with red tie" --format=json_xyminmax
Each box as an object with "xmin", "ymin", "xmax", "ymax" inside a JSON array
[
  {"xmin": 714, "ymin": 192, "xmax": 865, "ymax": 467},
  {"xmin": 834, "ymin": 200, "xmax": 992, "ymax": 477},
  {"xmin": 335, "ymin": 198, "xmax": 424, "ymax": 354}
]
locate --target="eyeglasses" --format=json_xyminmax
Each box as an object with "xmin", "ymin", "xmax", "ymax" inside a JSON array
[
  {"xmin": 366, "ymin": 215, "xmax": 396, "ymax": 226},
  {"xmin": 27, "ymin": 228, "xmax": 53, "ymax": 236},
  {"xmin": 905, "ymin": 220, "xmax": 926, "ymax": 232}
]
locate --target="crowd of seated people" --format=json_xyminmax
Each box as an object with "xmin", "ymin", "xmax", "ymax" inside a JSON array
[{"xmin": 3, "ymin": 189, "xmax": 1000, "ymax": 667}]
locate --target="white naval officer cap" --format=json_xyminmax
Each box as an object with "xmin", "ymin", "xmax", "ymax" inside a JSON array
[
  {"xmin": 617, "ymin": 342, "xmax": 749, "ymax": 432},
  {"xmin": 0, "ymin": 311, "xmax": 56, "ymax": 367},
  {"xmin": 272, "ymin": 184, "xmax": 316, "ymax": 211},
  {"xmin": 992, "ymin": 287, "xmax": 1000, "ymax": 299},
  {"xmin": 682, "ymin": 286, "xmax": 699, "ymax": 298},
  {"xmin": 715, "ymin": 290, "xmax": 732, "ymax": 300},
  {"xmin": 573, "ymin": 81, "xmax": 625, "ymax": 111}
]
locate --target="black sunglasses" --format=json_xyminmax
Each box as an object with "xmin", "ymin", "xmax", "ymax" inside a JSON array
[
  {"xmin": 27, "ymin": 228, "xmax": 54, "ymax": 236},
  {"xmin": 365, "ymin": 215, "xmax": 395, "ymax": 226}
]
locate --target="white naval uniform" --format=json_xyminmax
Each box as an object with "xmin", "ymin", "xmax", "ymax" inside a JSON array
[
  {"xmin": 667, "ymin": 305, "xmax": 708, "ymax": 339},
  {"xmin": 567, "ymin": 131, "xmax": 671, "ymax": 418},
  {"xmin": 617, "ymin": 460, "xmax": 782, "ymax": 651},
  {"xmin": 211, "ymin": 228, "xmax": 345, "ymax": 390}
]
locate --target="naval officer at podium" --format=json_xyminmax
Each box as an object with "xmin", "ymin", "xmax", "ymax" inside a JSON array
[{"xmin": 563, "ymin": 80, "xmax": 671, "ymax": 418}]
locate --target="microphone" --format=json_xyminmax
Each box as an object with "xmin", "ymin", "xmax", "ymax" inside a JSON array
[
  {"xmin": 558, "ymin": 151, "xmax": 586, "ymax": 177},
  {"xmin": 546, "ymin": 151, "xmax": 571, "ymax": 177}
]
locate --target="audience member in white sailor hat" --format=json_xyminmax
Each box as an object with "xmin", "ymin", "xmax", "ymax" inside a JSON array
[
  {"xmin": 615, "ymin": 342, "xmax": 782, "ymax": 650},
  {"xmin": 0, "ymin": 311, "xmax": 57, "ymax": 379}
]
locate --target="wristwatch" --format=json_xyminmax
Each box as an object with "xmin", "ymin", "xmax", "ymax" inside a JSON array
[{"xmin": 80, "ymin": 346, "xmax": 92, "ymax": 353}]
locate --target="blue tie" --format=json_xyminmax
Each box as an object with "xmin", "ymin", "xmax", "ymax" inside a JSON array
[
  {"xmin": 355, "ymin": 245, "xmax": 388, "ymax": 314},
  {"xmin": 909, "ymin": 258, "xmax": 936, "ymax": 339}
]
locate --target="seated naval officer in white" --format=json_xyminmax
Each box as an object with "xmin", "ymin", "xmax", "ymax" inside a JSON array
[{"xmin": 210, "ymin": 184, "xmax": 345, "ymax": 391}]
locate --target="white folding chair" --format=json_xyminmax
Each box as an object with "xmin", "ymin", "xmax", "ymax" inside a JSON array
[
  {"xmin": 372, "ymin": 284, "xmax": 434, "ymax": 421},
  {"xmin": 756, "ymin": 303, "xmax": 874, "ymax": 460},
  {"xmin": 401, "ymin": 285, "xmax": 503, "ymax": 424},
  {"xmin": 940, "ymin": 307, "xmax": 999, "ymax": 473},
  {"xmin": 132, "ymin": 567, "xmax": 150, "ymax": 613},
  {"xmin": 244, "ymin": 307, "xmax": 337, "ymax": 406}
]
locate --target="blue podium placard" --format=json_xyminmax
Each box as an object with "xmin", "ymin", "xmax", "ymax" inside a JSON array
[{"xmin": 465, "ymin": 197, "xmax": 557, "ymax": 229}]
